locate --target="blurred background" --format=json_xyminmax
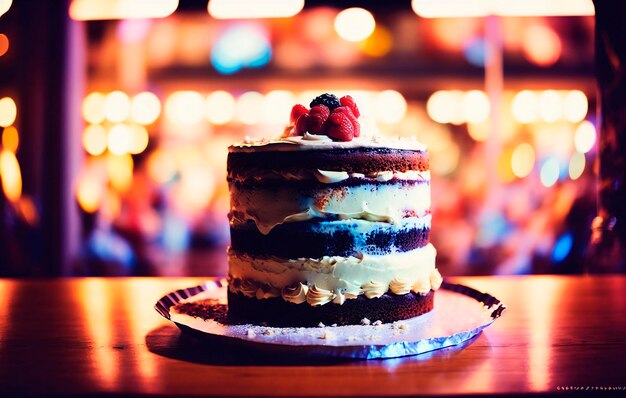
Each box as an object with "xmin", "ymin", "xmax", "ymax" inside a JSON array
[{"xmin": 0, "ymin": 0, "xmax": 602, "ymax": 277}]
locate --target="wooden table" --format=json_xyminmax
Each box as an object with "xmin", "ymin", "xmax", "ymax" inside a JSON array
[{"xmin": 0, "ymin": 276, "xmax": 624, "ymax": 396}]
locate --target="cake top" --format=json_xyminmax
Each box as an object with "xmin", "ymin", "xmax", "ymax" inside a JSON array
[{"xmin": 229, "ymin": 93, "xmax": 427, "ymax": 152}]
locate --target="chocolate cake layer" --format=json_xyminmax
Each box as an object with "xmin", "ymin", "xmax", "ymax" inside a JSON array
[
  {"xmin": 227, "ymin": 148, "xmax": 428, "ymax": 178},
  {"xmin": 228, "ymin": 177, "xmax": 428, "ymax": 190},
  {"xmin": 230, "ymin": 219, "xmax": 430, "ymax": 257},
  {"xmin": 226, "ymin": 290, "xmax": 435, "ymax": 327}
]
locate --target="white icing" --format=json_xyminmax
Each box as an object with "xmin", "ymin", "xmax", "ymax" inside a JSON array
[
  {"xmin": 229, "ymin": 134, "xmax": 427, "ymax": 152},
  {"xmin": 227, "ymin": 244, "xmax": 437, "ymax": 298},
  {"xmin": 229, "ymin": 182, "xmax": 431, "ymax": 235}
]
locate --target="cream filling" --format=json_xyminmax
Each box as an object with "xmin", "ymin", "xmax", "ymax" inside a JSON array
[
  {"xmin": 227, "ymin": 244, "xmax": 438, "ymax": 306},
  {"xmin": 229, "ymin": 182, "xmax": 431, "ymax": 234},
  {"xmin": 230, "ymin": 134, "xmax": 427, "ymax": 152},
  {"xmin": 230, "ymin": 169, "xmax": 430, "ymax": 184}
]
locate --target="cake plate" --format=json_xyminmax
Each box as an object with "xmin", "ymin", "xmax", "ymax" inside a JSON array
[{"xmin": 155, "ymin": 280, "xmax": 505, "ymax": 360}]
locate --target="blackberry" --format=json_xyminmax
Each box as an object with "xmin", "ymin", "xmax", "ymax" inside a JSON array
[{"xmin": 310, "ymin": 93, "xmax": 340, "ymax": 111}]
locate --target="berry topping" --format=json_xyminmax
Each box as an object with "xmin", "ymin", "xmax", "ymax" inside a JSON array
[
  {"xmin": 307, "ymin": 105, "xmax": 330, "ymax": 134},
  {"xmin": 339, "ymin": 95, "xmax": 360, "ymax": 118},
  {"xmin": 332, "ymin": 106, "xmax": 360, "ymax": 137},
  {"xmin": 310, "ymin": 93, "xmax": 341, "ymax": 111},
  {"xmin": 325, "ymin": 111, "xmax": 355, "ymax": 142},
  {"xmin": 293, "ymin": 113, "xmax": 310, "ymax": 136},
  {"xmin": 290, "ymin": 104, "xmax": 309, "ymax": 124}
]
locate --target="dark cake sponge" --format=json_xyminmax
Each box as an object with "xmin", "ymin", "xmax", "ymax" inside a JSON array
[
  {"xmin": 228, "ymin": 147, "xmax": 429, "ymax": 177},
  {"xmin": 230, "ymin": 220, "xmax": 430, "ymax": 258},
  {"xmin": 226, "ymin": 290, "xmax": 435, "ymax": 327}
]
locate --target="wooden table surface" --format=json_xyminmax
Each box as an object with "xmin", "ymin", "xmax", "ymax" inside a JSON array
[{"xmin": 0, "ymin": 275, "xmax": 624, "ymax": 397}]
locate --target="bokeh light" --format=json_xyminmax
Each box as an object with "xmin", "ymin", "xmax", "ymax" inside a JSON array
[
  {"xmin": 334, "ymin": 7, "xmax": 376, "ymax": 42},
  {"xmin": 130, "ymin": 92, "xmax": 161, "ymax": 125},
  {"xmin": 538, "ymin": 90, "xmax": 563, "ymax": 122},
  {"xmin": 104, "ymin": 91, "xmax": 131, "ymax": 123},
  {"xmin": 359, "ymin": 25, "xmax": 392, "ymax": 57},
  {"xmin": 107, "ymin": 153, "xmax": 134, "ymax": 193},
  {"xmin": 211, "ymin": 24, "xmax": 271, "ymax": 74},
  {"xmin": 263, "ymin": 90, "xmax": 295, "ymax": 124},
  {"xmin": 522, "ymin": 24, "xmax": 562, "ymax": 67},
  {"xmin": 82, "ymin": 92, "xmax": 106, "ymax": 124},
  {"xmin": 511, "ymin": 143, "xmax": 535, "ymax": 178},
  {"xmin": 0, "ymin": 149, "xmax": 21, "ymax": 202},
  {"xmin": 164, "ymin": 91, "xmax": 205, "ymax": 125},
  {"xmin": 236, "ymin": 91, "xmax": 264, "ymax": 125},
  {"xmin": 82, "ymin": 124, "xmax": 108, "ymax": 156},
  {"xmin": 127, "ymin": 124, "xmax": 149, "ymax": 155},
  {"xmin": 496, "ymin": 149, "xmax": 516, "ymax": 183},
  {"xmin": 427, "ymin": 90, "xmax": 462, "ymax": 124},
  {"xmin": 0, "ymin": 34, "xmax": 9, "ymax": 57},
  {"xmin": 574, "ymin": 120, "xmax": 596, "ymax": 153},
  {"xmin": 563, "ymin": 90, "xmax": 588, "ymax": 123},
  {"xmin": 76, "ymin": 170, "xmax": 103, "ymax": 213},
  {"xmin": 2, "ymin": 126, "xmax": 18, "ymax": 153},
  {"xmin": 0, "ymin": 0, "xmax": 12, "ymax": 18},
  {"xmin": 540, "ymin": 158, "xmax": 560, "ymax": 187},
  {"xmin": 569, "ymin": 152, "xmax": 586, "ymax": 180},
  {"xmin": 375, "ymin": 90, "xmax": 407, "ymax": 124},
  {"xmin": 511, "ymin": 90, "xmax": 538, "ymax": 124},
  {"xmin": 0, "ymin": 97, "xmax": 17, "ymax": 127},
  {"xmin": 107, "ymin": 124, "xmax": 132, "ymax": 155},
  {"xmin": 467, "ymin": 120, "xmax": 490, "ymax": 142},
  {"xmin": 206, "ymin": 90, "xmax": 236, "ymax": 125},
  {"xmin": 70, "ymin": 0, "xmax": 177, "ymax": 20},
  {"xmin": 147, "ymin": 149, "xmax": 177, "ymax": 184},
  {"xmin": 208, "ymin": 0, "xmax": 304, "ymax": 19},
  {"xmin": 461, "ymin": 90, "xmax": 490, "ymax": 123}
]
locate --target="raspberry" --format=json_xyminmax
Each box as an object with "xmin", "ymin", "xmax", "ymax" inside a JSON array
[
  {"xmin": 332, "ymin": 106, "xmax": 360, "ymax": 137},
  {"xmin": 293, "ymin": 113, "xmax": 310, "ymax": 136},
  {"xmin": 290, "ymin": 104, "xmax": 309, "ymax": 124},
  {"xmin": 326, "ymin": 112, "xmax": 354, "ymax": 142},
  {"xmin": 310, "ymin": 93, "xmax": 340, "ymax": 111},
  {"xmin": 307, "ymin": 105, "xmax": 330, "ymax": 134},
  {"xmin": 339, "ymin": 95, "xmax": 360, "ymax": 118}
]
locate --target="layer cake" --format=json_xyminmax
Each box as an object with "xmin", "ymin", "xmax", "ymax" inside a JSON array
[{"xmin": 226, "ymin": 94, "xmax": 442, "ymax": 326}]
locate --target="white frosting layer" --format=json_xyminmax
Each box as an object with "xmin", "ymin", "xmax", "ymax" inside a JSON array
[
  {"xmin": 229, "ymin": 182, "xmax": 431, "ymax": 234},
  {"xmin": 227, "ymin": 244, "xmax": 437, "ymax": 302},
  {"xmin": 230, "ymin": 134, "xmax": 427, "ymax": 152}
]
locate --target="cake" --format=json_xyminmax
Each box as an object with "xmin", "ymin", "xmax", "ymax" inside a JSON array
[{"xmin": 226, "ymin": 93, "xmax": 442, "ymax": 327}]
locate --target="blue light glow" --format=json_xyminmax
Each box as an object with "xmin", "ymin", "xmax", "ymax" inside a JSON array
[
  {"xmin": 211, "ymin": 24, "xmax": 272, "ymax": 75},
  {"xmin": 552, "ymin": 233, "xmax": 573, "ymax": 263},
  {"xmin": 463, "ymin": 38, "xmax": 486, "ymax": 67}
]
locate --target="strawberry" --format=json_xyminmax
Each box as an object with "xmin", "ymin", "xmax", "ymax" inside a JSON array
[
  {"xmin": 307, "ymin": 105, "xmax": 330, "ymax": 135},
  {"xmin": 293, "ymin": 113, "xmax": 310, "ymax": 136},
  {"xmin": 339, "ymin": 95, "xmax": 360, "ymax": 118},
  {"xmin": 332, "ymin": 106, "xmax": 360, "ymax": 137},
  {"xmin": 326, "ymin": 112, "xmax": 354, "ymax": 142},
  {"xmin": 290, "ymin": 104, "xmax": 309, "ymax": 124}
]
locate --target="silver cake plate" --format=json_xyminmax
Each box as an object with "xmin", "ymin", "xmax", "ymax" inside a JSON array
[{"xmin": 154, "ymin": 280, "xmax": 506, "ymax": 359}]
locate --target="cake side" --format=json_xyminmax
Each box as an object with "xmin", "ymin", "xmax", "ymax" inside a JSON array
[{"xmin": 225, "ymin": 93, "xmax": 441, "ymax": 326}]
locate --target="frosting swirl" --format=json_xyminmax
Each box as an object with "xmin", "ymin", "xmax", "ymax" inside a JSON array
[
  {"xmin": 389, "ymin": 277, "xmax": 412, "ymax": 295},
  {"xmin": 281, "ymin": 283, "xmax": 308, "ymax": 304},
  {"xmin": 306, "ymin": 284, "xmax": 335, "ymax": 306},
  {"xmin": 412, "ymin": 278, "xmax": 431, "ymax": 296},
  {"xmin": 430, "ymin": 268, "xmax": 443, "ymax": 290},
  {"xmin": 362, "ymin": 281, "xmax": 387, "ymax": 299}
]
